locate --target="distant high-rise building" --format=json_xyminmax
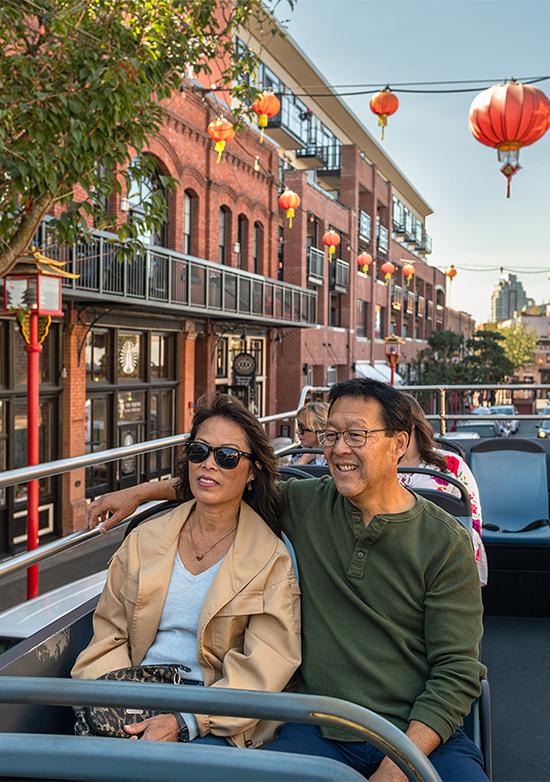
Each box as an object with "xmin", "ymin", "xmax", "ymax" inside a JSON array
[{"xmin": 490, "ymin": 274, "xmax": 530, "ymax": 321}]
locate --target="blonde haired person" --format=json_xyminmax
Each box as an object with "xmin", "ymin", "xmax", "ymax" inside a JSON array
[{"xmin": 291, "ymin": 401, "xmax": 329, "ymax": 466}]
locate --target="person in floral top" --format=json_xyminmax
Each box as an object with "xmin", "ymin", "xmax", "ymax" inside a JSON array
[{"xmin": 399, "ymin": 395, "xmax": 488, "ymax": 585}]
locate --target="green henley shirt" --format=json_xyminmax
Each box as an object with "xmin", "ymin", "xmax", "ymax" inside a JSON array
[{"xmin": 279, "ymin": 476, "xmax": 486, "ymax": 743}]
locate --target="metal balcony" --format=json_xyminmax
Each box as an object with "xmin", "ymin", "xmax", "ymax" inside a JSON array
[
  {"xmin": 329, "ymin": 258, "xmax": 350, "ymax": 293},
  {"xmin": 391, "ymin": 285, "xmax": 403, "ymax": 311},
  {"xmin": 307, "ymin": 246, "xmax": 324, "ymax": 285},
  {"xmin": 40, "ymin": 228, "xmax": 317, "ymax": 327},
  {"xmin": 377, "ymin": 224, "xmax": 389, "ymax": 255},
  {"xmin": 266, "ymin": 94, "xmax": 306, "ymax": 150},
  {"xmin": 316, "ymin": 143, "xmax": 342, "ymax": 189},
  {"xmin": 419, "ymin": 233, "xmax": 432, "ymax": 255},
  {"xmin": 295, "ymin": 144, "xmax": 329, "ymax": 169},
  {"xmin": 359, "ymin": 211, "xmax": 372, "ymax": 243}
]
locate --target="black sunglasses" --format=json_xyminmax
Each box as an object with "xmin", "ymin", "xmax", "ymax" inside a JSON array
[
  {"xmin": 186, "ymin": 440, "xmax": 253, "ymax": 470},
  {"xmin": 297, "ymin": 425, "xmax": 316, "ymax": 435}
]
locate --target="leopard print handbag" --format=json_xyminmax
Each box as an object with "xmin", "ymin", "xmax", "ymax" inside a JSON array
[{"xmin": 73, "ymin": 663, "xmax": 191, "ymax": 738}]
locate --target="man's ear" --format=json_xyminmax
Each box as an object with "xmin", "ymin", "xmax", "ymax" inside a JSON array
[{"xmin": 395, "ymin": 431, "xmax": 409, "ymax": 460}]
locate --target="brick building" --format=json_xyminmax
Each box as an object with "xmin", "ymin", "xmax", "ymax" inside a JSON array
[{"xmin": 0, "ymin": 15, "xmax": 467, "ymax": 551}]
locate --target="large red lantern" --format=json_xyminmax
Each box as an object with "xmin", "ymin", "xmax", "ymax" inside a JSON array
[
  {"xmin": 322, "ymin": 230, "xmax": 341, "ymax": 260},
  {"xmin": 469, "ymin": 81, "xmax": 550, "ymax": 197},
  {"xmin": 402, "ymin": 262, "xmax": 415, "ymax": 286},
  {"xmin": 252, "ymin": 90, "xmax": 281, "ymax": 142},
  {"xmin": 445, "ymin": 265, "xmax": 457, "ymax": 282},
  {"xmin": 207, "ymin": 117, "xmax": 235, "ymax": 163},
  {"xmin": 369, "ymin": 87, "xmax": 399, "ymax": 140},
  {"xmin": 357, "ymin": 252, "xmax": 373, "ymax": 274},
  {"xmin": 380, "ymin": 260, "xmax": 396, "ymax": 285},
  {"xmin": 278, "ymin": 188, "xmax": 301, "ymax": 228}
]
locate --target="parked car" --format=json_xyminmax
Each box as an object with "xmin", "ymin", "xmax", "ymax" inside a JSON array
[
  {"xmin": 470, "ymin": 406, "xmax": 493, "ymax": 416},
  {"xmin": 456, "ymin": 421, "xmax": 501, "ymax": 438},
  {"xmin": 490, "ymin": 405, "xmax": 519, "ymax": 435},
  {"xmin": 537, "ymin": 419, "xmax": 550, "ymax": 439}
]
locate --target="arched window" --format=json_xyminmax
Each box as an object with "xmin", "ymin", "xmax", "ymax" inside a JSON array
[
  {"xmin": 219, "ymin": 206, "xmax": 231, "ymax": 265},
  {"xmin": 184, "ymin": 189, "xmax": 198, "ymax": 255},
  {"xmin": 127, "ymin": 155, "xmax": 170, "ymax": 248},
  {"xmin": 237, "ymin": 214, "xmax": 249, "ymax": 269},
  {"xmin": 253, "ymin": 221, "xmax": 264, "ymax": 275},
  {"xmin": 436, "ymin": 288, "xmax": 445, "ymax": 307}
]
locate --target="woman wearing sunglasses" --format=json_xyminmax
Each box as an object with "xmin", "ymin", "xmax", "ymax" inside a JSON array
[
  {"xmin": 72, "ymin": 394, "xmax": 301, "ymax": 748},
  {"xmin": 291, "ymin": 401, "xmax": 329, "ymax": 466}
]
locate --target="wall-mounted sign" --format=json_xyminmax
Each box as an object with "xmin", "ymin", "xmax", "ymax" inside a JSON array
[{"xmin": 233, "ymin": 352, "xmax": 256, "ymax": 378}]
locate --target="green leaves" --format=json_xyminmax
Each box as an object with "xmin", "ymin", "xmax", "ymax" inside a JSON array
[{"xmin": 0, "ymin": 0, "xmax": 293, "ymax": 275}]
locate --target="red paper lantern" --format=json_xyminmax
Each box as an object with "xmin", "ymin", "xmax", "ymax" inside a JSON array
[
  {"xmin": 322, "ymin": 230, "xmax": 341, "ymax": 260},
  {"xmin": 369, "ymin": 87, "xmax": 399, "ymax": 140},
  {"xmin": 252, "ymin": 90, "xmax": 281, "ymax": 142},
  {"xmin": 357, "ymin": 252, "xmax": 373, "ymax": 274},
  {"xmin": 445, "ymin": 265, "xmax": 458, "ymax": 282},
  {"xmin": 278, "ymin": 188, "xmax": 301, "ymax": 228},
  {"xmin": 380, "ymin": 260, "xmax": 396, "ymax": 285},
  {"xmin": 403, "ymin": 262, "xmax": 415, "ymax": 286},
  {"xmin": 469, "ymin": 81, "xmax": 550, "ymax": 197},
  {"xmin": 207, "ymin": 117, "xmax": 235, "ymax": 163}
]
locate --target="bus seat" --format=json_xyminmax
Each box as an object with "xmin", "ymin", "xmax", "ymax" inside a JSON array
[
  {"xmin": 434, "ymin": 437, "xmax": 466, "ymax": 460},
  {"xmin": 463, "ymin": 678, "xmax": 493, "ymax": 780},
  {"xmin": 470, "ymin": 439, "xmax": 550, "ymax": 543},
  {"xmin": 397, "ymin": 467, "xmax": 472, "ymax": 533}
]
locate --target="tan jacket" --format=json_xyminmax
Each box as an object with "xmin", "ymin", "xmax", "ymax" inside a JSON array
[{"xmin": 72, "ymin": 500, "xmax": 301, "ymax": 747}]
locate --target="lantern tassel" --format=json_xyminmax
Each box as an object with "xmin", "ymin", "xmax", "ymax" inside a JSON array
[
  {"xmin": 287, "ymin": 208, "xmax": 294, "ymax": 228},
  {"xmin": 258, "ymin": 114, "xmax": 268, "ymax": 143},
  {"xmin": 214, "ymin": 140, "xmax": 226, "ymax": 163},
  {"xmin": 378, "ymin": 114, "xmax": 387, "ymax": 141},
  {"xmin": 385, "ymin": 273, "xmax": 391, "ymax": 285}
]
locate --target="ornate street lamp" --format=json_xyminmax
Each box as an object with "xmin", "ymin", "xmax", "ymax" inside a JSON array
[
  {"xmin": 2, "ymin": 249, "xmax": 77, "ymax": 599},
  {"xmin": 384, "ymin": 335, "xmax": 402, "ymax": 387}
]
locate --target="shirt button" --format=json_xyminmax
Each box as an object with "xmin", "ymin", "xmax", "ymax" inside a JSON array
[{"xmin": 357, "ymin": 551, "xmax": 365, "ymax": 559}]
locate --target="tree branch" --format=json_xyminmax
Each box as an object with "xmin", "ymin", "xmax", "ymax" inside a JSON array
[{"xmin": 0, "ymin": 193, "xmax": 54, "ymax": 276}]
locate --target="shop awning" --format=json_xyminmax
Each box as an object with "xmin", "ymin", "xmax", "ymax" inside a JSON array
[{"xmin": 355, "ymin": 361, "xmax": 404, "ymax": 386}]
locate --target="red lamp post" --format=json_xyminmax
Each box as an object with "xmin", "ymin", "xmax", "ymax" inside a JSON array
[
  {"xmin": 384, "ymin": 335, "xmax": 402, "ymax": 387},
  {"xmin": 2, "ymin": 251, "xmax": 75, "ymax": 598}
]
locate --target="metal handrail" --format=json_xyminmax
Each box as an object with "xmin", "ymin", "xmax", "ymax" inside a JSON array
[
  {"xmin": 0, "ymin": 409, "xmax": 299, "ymax": 490},
  {"xmin": 298, "ymin": 383, "xmax": 550, "ymax": 434},
  {"xmin": 0, "ymin": 678, "xmax": 442, "ymax": 782}
]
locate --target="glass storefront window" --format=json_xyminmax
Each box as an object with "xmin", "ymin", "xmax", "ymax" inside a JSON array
[
  {"xmin": 86, "ymin": 329, "xmax": 111, "ymax": 384},
  {"xmin": 216, "ymin": 338, "xmax": 229, "ymax": 378},
  {"xmin": 13, "ymin": 398, "xmax": 54, "ymax": 501},
  {"xmin": 151, "ymin": 334, "xmax": 174, "ymax": 380},
  {"xmin": 0, "ymin": 400, "xmax": 6, "ymax": 506},
  {"xmin": 117, "ymin": 390, "xmax": 145, "ymax": 422},
  {"xmin": 117, "ymin": 332, "xmax": 143, "ymax": 380},
  {"xmin": 85, "ymin": 396, "xmax": 111, "ymax": 489},
  {"xmin": 150, "ymin": 389, "xmax": 174, "ymax": 472}
]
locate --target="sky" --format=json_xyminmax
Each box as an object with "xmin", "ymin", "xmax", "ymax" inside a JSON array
[{"xmin": 274, "ymin": 0, "xmax": 550, "ymax": 322}]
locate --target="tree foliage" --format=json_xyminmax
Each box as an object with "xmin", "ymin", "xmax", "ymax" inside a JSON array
[
  {"xmin": 412, "ymin": 330, "xmax": 465, "ymax": 384},
  {"xmin": 461, "ymin": 330, "xmax": 514, "ymax": 383},
  {"xmin": 495, "ymin": 322, "xmax": 537, "ymax": 370},
  {"xmin": 0, "ymin": 0, "xmax": 291, "ymax": 275}
]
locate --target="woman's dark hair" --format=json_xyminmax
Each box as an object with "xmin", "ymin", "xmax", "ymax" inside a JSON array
[
  {"xmin": 176, "ymin": 394, "xmax": 281, "ymax": 533},
  {"xmin": 402, "ymin": 393, "xmax": 448, "ymax": 471},
  {"xmin": 328, "ymin": 378, "xmax": 413, "ymax": 437}
]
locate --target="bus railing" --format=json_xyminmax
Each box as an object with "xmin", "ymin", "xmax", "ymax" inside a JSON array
[
  {"xmin": 0, "ymin": 678, "xmax": 442, "ymax": 782},
  {"xmin": 298, "ymin": 383, "xmax": 550, "ymax": 435}
]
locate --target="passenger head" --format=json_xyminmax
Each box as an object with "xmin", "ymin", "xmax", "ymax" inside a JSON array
[
  {"xmin": 402, "ymin": 394, "xmax": 447, "ymax": 471},
  {"xmin": 321, "ymin": 379, "xmax": 411, "ymax": 501},
  {"xmin": 177, "ymin": 394, "xmax": 280, "ymax": 531},
  {"xmin": 296, "ymin": 401, "xmax": 329, "ymax": 449}
]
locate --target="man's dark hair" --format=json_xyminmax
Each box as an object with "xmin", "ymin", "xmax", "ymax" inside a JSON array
[{"xmin": 328, "ymin": 378, "xmax": 412, "ymax": 437}]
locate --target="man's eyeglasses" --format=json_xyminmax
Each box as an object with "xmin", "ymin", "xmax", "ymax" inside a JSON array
[
  {"xmin": 186, "ymin": 441, "xmax": 253, "ymax": 470},
  {"xmin": 297, "ymin": 425, "xmax": 315, "ymax": 435},
  {"xmin": 316, "ymin": 429, "xmax": 387, "ymax": 448}
]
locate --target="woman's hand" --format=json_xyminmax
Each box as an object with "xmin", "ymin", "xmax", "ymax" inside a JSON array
[
  {"xmin": 123, "ymin": 713, "xmax": 180, "ymax": 742},
  {"xmin": 86, "ymin": 487, "xmax": 142, "ymax": 532}
]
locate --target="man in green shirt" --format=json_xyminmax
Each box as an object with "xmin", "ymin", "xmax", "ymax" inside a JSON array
[{"xmin": 88, "ymin": 379, "xmax": 487, "ymax": 781}]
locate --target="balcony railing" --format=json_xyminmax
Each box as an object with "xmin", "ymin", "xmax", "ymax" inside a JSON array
[
  {"xmin": 419, "ymin": 233, "xmax": 432, "ymax": 255},
  {"xmin": 266, "ymin": 94, "xmax": 306, "ymax": 149},
  {"xmin": 359, "ymin": 210, "xmax": 372, "ymax": 243},
  {"xmin": 38, "ymin": 226, "xmax": 317, "ymax": 327},
  {"xmin": 307, "ymin": 246, "xmax": 324, "ymax": 285},
  {"xmin": 377, "ymin": 224, "xmax": 389, "ymax": 255},
  {"xmin": 391, "ymin": 285, "xmax": 403, "ymax": 311},
  {"xmin": 330, "ymin": 258, "xmax": 350, "ymax": 293}
]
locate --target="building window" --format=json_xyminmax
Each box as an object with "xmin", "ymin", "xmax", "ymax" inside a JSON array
[
  {"xmin": 183, "ymin": 189, "xmax": 198, "ymax": 255},
  {"xmin": 253, "ymin": 221, "xmax": 264, "ymax": 275},
  {"xmin": 356, "ymin": 300, "xmax": 368, "ymax": 338},
  {"xmin": 374, "ymin": 305, "xmax": 386, "ymax": 339},
  {"xmin": 327, "ymin": 366, "xmax": 337, "ymax": 386},
  {"xmin": 237, "ymin": 214, "xmax": 248, "ymax": 269},
  {"xmin": 86, "ymin": 329, "xmax": 111, "ymax": 384},
  {"xmin": 329, "ymin": 293, "xmax": 341, "ymax": 327},
  {"xmin": 219, "ymin": 206, "xmax": 231, "ymax": 265},
  {"xmin": 128, "ymin": 155, "xmax": 169, "ymax": 247},
  {"xmin": 278, "ymin": 224, "xmax": 284, "ymax": 280},
  {"xmin": 117, "ymin": 331, "xmax": 144, "ymax": 381},
  {"xmin": 150, "ymin": 333, "xmax": 174, "ymax": 380}
]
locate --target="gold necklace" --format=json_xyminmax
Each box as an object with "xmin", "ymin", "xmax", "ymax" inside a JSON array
[{"xmin": 188, "ymin": 518, "xmax": 237, "ymax": 562}]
